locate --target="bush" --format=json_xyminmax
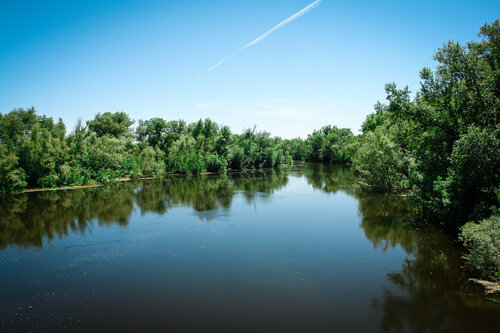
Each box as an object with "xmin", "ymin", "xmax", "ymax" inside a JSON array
[
  {"xmin": 58, "ymin": 163, "xmax": 86, "ymax": 186},
  {"xmin": 205, "ymin": 153, "xmax": 227, "ymax": 172},
  {"xmin": 140, "ymin": 146, "xmax": 165, "ymax": 177},
  {"xmin": 437, "ymin": 126, "xmax": 499, "ymax": 222},
  {"xmin": 0, "ymin": 147, "xmax": 27, "ymax": 192},
  {"xmin": 95, "ymin": 168, "xmax": 115, "ymax": 183},
  {"xmin": 228, "ymin": 146, "xmax": 244, "ymax": 170},
  {"xmin": 38, "ymin": 172, "xmax": 59, "ymax": 188},
  {"xmin": 168, "ymin": 152, "xmax": 205, "ymax": 174},
  {"xmin": 353, "ymin": 127, "xmax": 410, "ymax": 192},
  {"xmin": 86, "ymin": 135, "xmax": 127, "ymax": 175},
  {"xmin": 119, "ymin": 154, "xmax": 142, "ymax": 179},
  {"xmin": 460, "ymin": 215, "xmax": 500, "ymax": 279}
]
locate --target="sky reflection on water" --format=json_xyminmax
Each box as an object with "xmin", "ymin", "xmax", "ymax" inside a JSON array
[{"xmin": 0, "ymin": 163, "xmax": 499, "ymax": 332}]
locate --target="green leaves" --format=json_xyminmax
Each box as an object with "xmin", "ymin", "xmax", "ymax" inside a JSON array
[
  {"xmin": 87, "ymin": 112, "xmax": 134, "ymax": 138},
  {"xmin": 287, "ymin": 125, "xmax": 355, "ymax": 164},
  {"xmin": 0, "ymin": 145, "xmax": 27, "ymax": 192},
  {"xmin": 354, "ymin": 20, "xmax": 500, "ymax": 227},
  {"xmin": 460, "ymin": 215, "xmax": 500, "ymax": 279},
  {"xmin": 0, "ymin": 107, "xmax": 295, "ymax": 190},
  {"xmin": 205, "ymin": 153, "xmax": 227, "ymax": 172},
  {"xmin": 353, "ymin": 126, "xmax": 409, "ymax": 192},
  {"xmin": 168, "ymin": 152, "xmax": 205, "ymax": 174}
]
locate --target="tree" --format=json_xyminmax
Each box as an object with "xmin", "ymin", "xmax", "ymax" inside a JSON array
[
  {"xmin": 354, "ymin": 20, "xmax": 500, "ymax": 225},
  {"xmin": 136, "ymin": 118, "xmax": 167, "ymax": 148},
  {"xmin": 87, "ymin": 112, "xmax": 134, "ymax": 138}
]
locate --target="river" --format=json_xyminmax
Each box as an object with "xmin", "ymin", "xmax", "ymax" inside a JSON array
[{"xmin": 0, "ymin": 163, "xmax": 498, "ymax": 332}]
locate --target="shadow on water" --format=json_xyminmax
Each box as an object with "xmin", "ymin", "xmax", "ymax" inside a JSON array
[
  {"xmin": 298, "ymin": 163, "xmax": 500, "ymax": 332},
  {"xmin": 356, "ymin": 191, "xmax": 500, "ymax": 332},
  {"xmin": 296, "ymin": 162, "xmax": 357, "ymax": 196},
  {"xmin": 0, "ymin": 163, "xmax": 499, "ymax": 331},
  {"xmin": 0, "ymin": 169, "xmax": 288, "ymax": 249}
]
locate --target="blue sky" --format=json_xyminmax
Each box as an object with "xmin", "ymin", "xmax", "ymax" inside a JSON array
[{"xmin": 1, "ymin": 0, "xmax": 498, "ymax": 138}]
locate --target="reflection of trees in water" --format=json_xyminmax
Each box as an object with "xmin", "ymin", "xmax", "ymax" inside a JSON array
[
  {"xmin": 2, "ymin": 163, "xmax": 499, "ymax": 327},
  {"xmin": 135, "ymin": 180, "xmax": 170, "ymax": 215},
  {"xmin": 0, "ymin": 184, "xmax": 136, "ymax": 249},
  {"xmin": 297, "ymin": 163, "xmax": 499, "ymax": 328},
  {"xmin": 357, "ymin": 192, "xmax": 500, "ymax": 332},
  {"xmin": 300, "ymin": 162, "xmax": 356, "ymax": 196},
  {"xmin": 371, "ymin": 234, "xmax": 500, "ymax": 332},
  {"xmin": 0, "ymin": 169, "xmax": 288, "ymax": 248},
  {"xmin": 162, "ymin": 175, "xmax": 233, "ymax": 212},
  {"xmin": 358, "ymin": 193, "xmax": 416, "ymax": 253},
  {"xmin": 141, "ymin": 170, "xmax": 289, "ymax": 213},
  {"xmin": 230, "ymin": 170, "xmax": 288, "ymax": 204}
]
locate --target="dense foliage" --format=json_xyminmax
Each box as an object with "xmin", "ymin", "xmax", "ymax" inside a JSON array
[
  {"xmin": 285, "ymin": 125, "xmax": 357, "ymax": 164},
  {"xmin": 0, "ymin": 110, "xmax": 292, "ymax": 192},
  {"xmin": 352, "ymin": 20, "xmax": 500, "ymax": 278},
  {"xmin": 354, "ymin": 20, "xmax": 500, "ymax": 227},
  {"xmin": 460, "ymin": 215, "xmax": 500, "ymax": 279}
]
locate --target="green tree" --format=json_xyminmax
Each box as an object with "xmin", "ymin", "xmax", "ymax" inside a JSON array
[
  {"xmin": 354, "ymin": 20, "xmax": 500, "ymax": 226},
  {"xmin": 460, "ymin": 215, "xmax": 500, "ymax": 278},
  {"xmin": 87, "ymin": 112, "xmax": 134, "ymax": 138}
]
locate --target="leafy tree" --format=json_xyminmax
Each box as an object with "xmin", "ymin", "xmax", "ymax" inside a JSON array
[
  {"xmin": 355, "ymin": 20, "xmax": 500, "ymax": 226},
  {"xmin": 0, "ymin": 107, "xmax": 37, "ymax": 147},
  {"xmin": 0, "ymin": 145, "xmax": 27, "ymax": 192},
  {"xmin": 87, "ymin": 112, "xmax": 134, "ymax": 138},
  {"xmin": 139, "ymin": 146, "xmax": 165, "ymax": 177},
  {"xmin": 460, "ymin": 215, "xmax": 500, "ymax": 279},
  {"xmin": 354, "ymin": 126, "xmax": 411, "ymax": 192},
  {"xmin": 214, "ymin": 125, "xmax": 233, "ymax": 158},
  {"xmin": 431, "ymin": 126, "xmax": 500, "ymax": 223},
  {"xmin": 136, "ymin": 118, "xmax": 168, "ymax": 148},
  {"xmin": 205, "ymin": 153, "xmax": 227, "ymax": 172}
]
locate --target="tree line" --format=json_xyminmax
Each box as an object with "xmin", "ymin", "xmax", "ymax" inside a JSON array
[
  {"xmin": 353, "ymin": 20, "xmax": 499, "ymax": 279},
  {"xmin": 0, "ymin": 110, "xmax": 360, "ymax": 193},
  {"xmin": 0, "ymin": 110, "xmax": 298, "ymax": 192}
]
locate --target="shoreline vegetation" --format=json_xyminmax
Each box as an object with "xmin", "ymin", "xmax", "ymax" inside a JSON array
[
  {"xmin": 19, "ymin": 176, "xmax": 155, "ymax": 193},
  {"xmin": 16, "ymin": 168, "xmax": 287, "ymax": 193},
  {"xmin": 1, "ymin": 21, "xmax": 499, "ymax": 283},
  {"xmin": 350, "ymin": 20, "xmax": 499, "ymax": 285}
]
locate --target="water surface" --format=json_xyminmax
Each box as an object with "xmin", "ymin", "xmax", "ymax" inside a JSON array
[{"xmin": 1, "ymin": 163, "xmax": 499, "ymax": 332}]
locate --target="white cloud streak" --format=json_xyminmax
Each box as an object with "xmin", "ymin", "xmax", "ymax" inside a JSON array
[
  {"xmin": 242, "ymin": 0, "xmax": 322, "ymax": 49},
  {"xmin": 169, "ymin": 0, "xmax": 321, "ymax": 97}
]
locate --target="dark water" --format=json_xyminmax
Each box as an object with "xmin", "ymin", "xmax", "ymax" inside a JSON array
[{"xmin": 0, "ymin": 163, "xmax": 499, "ymax": 332}]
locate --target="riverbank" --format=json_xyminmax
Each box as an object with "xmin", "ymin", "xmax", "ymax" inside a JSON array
[
  {"xmin": 19, "ymin": 177, "xmax": 157, "ymax": 193},
  {"xmin": 15, "ymin": 167, "xmax": 285, "ymax": 194}
]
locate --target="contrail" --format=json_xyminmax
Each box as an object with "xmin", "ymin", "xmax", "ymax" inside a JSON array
[
  {"xmin": 241, "ymin": 0, "xmax": 322, "ymax": 49},
  {"xmin": 169, "ymin": 0, "xmax": 321, "ymax": 97}
]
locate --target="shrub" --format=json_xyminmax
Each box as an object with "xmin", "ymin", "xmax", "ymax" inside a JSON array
[
  {"xmin": 140, "ymin": 146, "xmax": 165, "ymax": 177},
  {"xmin": 38, "ymin": 172, "xmax": 59, "ymax": 188},
  {"xmin": 168, "ymin": 152, "xmax": 205, "ymax": 174},
  {"xmin": 353, "ymin": 127, "xmax": 409, "ymax": 192},
  {"xmin": 434, "ymin": 126, "xmax": 500, "ymax": 222},
  {"xmin": 205, "ymin": 153, "xmax": 227, "ymax": 172},
  {"xmin": 0, "ymin": 147, "xmax": 27, "ymax": 192},
  {"xmin": 58, "ymin": 163, "xmax": 86, "ymax": 186},
  {"xmin": 95, "ymin": 168, "xmax": 115, "ymax": 183},
  {"xmin": 460, "ymin": 215, "xmax": 500, "ymax": 279},
  {"xmin": 228, "ymin": 146, "xmax": 244, "ymax": 170}
]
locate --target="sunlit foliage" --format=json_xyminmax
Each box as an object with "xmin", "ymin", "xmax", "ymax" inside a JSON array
[
  {"xmin": 460, "ymin": 215, "xmax": 500, "ymax": 279},
  {"xmin": 0, "ymin": 110, "xmax": 293, "ymax": 192},
  {"xmin": 354, "ymin": 20, "xmax": 500, "ymax": 226}
]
